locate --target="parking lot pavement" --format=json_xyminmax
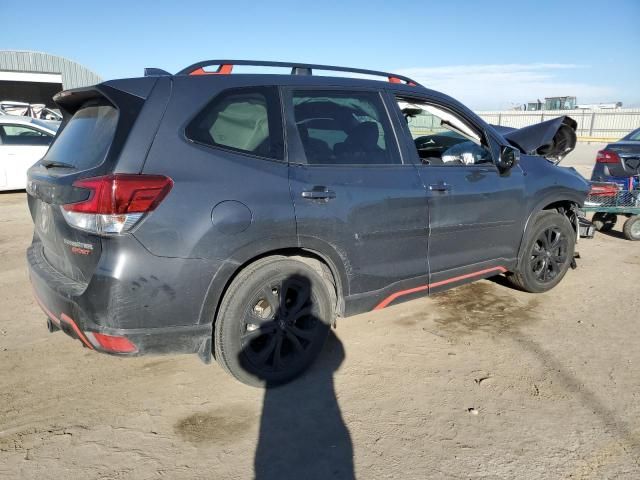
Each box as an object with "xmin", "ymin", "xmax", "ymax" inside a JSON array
[
  {"xmin": 563, "ymin": 142, "xmax": 604, "ymax": 178},
  {"xmin": 1, "ymin": 190, "xmax": 639, "ymax": 479}
]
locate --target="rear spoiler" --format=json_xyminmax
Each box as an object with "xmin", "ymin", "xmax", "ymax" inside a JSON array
[
  {"xmin": 53, "ymin": 78, "xmax": 159, "ymax": 114},
  {"xmin": 491, "ymin": 116, "xmax": 577, "ymax": 163}
]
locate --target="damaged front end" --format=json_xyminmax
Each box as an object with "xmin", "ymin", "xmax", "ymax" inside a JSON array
[{"xmin": 492, "ymin": 116, "xmax": 577, "ymax": 163}]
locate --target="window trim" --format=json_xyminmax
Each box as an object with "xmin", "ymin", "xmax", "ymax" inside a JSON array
[
  {"xmin": 184, "ymin": 85, "xmax": 286, "ymax": 163},
  {"xmin": 391, "ymin": 93, "xmax": 499, "ymax": 169},
  {"xmin": 282, "ymin": 86, "xmax": 406, "ymax": 167}
]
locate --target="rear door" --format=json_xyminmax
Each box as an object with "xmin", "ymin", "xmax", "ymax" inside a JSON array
[
  {"xmin": 0, "ymin": 124, "xmax": 53, "ymax": 190},
  {"xmin": 389, "ymin": 93, "xmax": 526, "ymax": 289},
  {"xmin": 284, "ymin": 87, "xmax": 429, "ymax": 305}
]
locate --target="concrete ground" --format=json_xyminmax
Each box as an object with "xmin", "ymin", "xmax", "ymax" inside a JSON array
[
  {"xmin": 2, "ymin": 148, "xmax": 640, "ymax": 479},
  {"xmin": 563, "ymin": 142, "xmax": 603, "ymax": 178}
]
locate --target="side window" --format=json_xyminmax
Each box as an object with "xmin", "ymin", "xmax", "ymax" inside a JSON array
[
  {"xmin": 0, "ymin": 125, "xmax": 53, "ymax": 146},
  {"xmin": 186, "ymin": 86, "xmax": 284, "ymax": 160},
  {"xmin": 398, "ymin": 98, "xmax": 492, "ymax": 166},
  {"xmin": 292, "ymin": 90, "xmax": 400, "ymax": 165}
]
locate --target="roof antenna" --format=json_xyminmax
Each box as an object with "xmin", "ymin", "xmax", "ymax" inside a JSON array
[{"xmin": 144, "ymin": 68, "xmax": 171, "ymax": 77}]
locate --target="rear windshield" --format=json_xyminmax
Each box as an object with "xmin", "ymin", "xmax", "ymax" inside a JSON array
[
  {"xmin": 44, "ymin": 104, "xmax": 118, "ymax": 170},
  {"xmin": 624, "ymin": 128, "xmax": 640, "ymax": 141}
]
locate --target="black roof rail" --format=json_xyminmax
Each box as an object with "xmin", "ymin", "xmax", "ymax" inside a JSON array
[{"xmin": 175, "ymin": 60, "xmax": 421, "ymax": 86}]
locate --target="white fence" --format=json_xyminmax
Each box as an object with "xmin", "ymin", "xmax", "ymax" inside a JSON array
[{"xmin": 476, "ymin": 109, "xmax": 640, "ymax": 140}]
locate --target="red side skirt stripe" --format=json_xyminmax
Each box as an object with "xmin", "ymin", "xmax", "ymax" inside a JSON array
[{"xmin": 373, "ymin": 266, "xmax": 507, "ymax": 310}]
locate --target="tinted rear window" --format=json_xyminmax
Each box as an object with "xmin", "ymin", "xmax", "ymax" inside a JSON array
[
  {"xmin": 185, "ymin": 86, "xmax": 284, "ymax": 160},
  {"xmin": 44, "ymin": 104, "xmax": 118, "ymax": 170}
]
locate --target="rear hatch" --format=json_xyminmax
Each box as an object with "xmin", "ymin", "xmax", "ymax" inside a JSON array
[{"xmin": 27, "ymin": 78, "xmax": 165, "ymax": 285}]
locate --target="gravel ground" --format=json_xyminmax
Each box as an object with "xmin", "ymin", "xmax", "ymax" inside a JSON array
[{"xmin": 1, "ymin": 149, "xmax": 639, "ymax": 479}]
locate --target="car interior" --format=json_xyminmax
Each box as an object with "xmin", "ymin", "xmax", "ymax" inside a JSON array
[
  {"xmin": 397, "ymin": 99, "xmax": 492, "ymax": 166},
  {"xmin": 293, "ymin": 95, "xmax": 397, "ymax": 165}
]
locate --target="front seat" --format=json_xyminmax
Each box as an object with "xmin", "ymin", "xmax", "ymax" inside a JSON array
[
  {"xmin": 297, "ymin": 123, "xmax": 333, "ymax": 164},
  {"xmin": 334, "ymin": 121, "xmax": 388, "ymax": 164}
]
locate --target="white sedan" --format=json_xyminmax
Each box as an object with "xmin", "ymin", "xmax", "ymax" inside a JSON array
[{"xmin": 0, "ymin": 116, "xmax": 59, "ymax": 191}]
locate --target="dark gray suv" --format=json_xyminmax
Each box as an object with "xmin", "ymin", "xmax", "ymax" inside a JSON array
[{"xmin": 27, "ymin": 60, "xmax": 589, "ymax": 386}]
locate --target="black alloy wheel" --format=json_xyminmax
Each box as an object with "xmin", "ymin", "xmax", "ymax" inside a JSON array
[
  {"xmin": 242, "ymin": 277, "xmax": 321, "ymax": 373},
  {"xmin": 530, "ymin": 226, "xmax": 570, "ymax": 283},
  {"xmin": 214, "ymin": 257, "xmax": 333, "ymax": 387},
  {"xmin": 506, "ymin": 211, "xmax": 576, "ymax": 293}
]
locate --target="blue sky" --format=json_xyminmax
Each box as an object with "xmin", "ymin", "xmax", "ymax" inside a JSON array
[{"xmin": 2, "ymin": 0, "xmax": 638, "ymax": 109}]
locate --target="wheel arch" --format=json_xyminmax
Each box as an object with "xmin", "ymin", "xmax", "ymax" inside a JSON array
[
  {"xmin": 516, "ymin": 192, "xmax": 582, "ymax": 271},
  {"xmin": 199, "ymin": 241, "xmax": 348, "ymax": 330}
]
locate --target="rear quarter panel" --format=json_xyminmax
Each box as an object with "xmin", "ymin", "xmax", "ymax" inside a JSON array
[{"xmin": 134, "ymin": 76, "xmax": 297, "ymax": 262}]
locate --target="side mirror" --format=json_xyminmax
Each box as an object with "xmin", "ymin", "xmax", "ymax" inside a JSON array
[{"xmin": 498, "ymin": 145, "xmax": 520, "ymax": 172}]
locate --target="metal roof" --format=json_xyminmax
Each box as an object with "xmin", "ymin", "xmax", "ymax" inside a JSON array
[{"xmin": 0, "ymin": 50, "xmax": 102, "ymax": 89}]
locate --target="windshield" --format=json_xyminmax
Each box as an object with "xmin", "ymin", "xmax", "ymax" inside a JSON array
[{"xmin": 43, "ymin": 104, "xmax": 118, "ymax": 170}]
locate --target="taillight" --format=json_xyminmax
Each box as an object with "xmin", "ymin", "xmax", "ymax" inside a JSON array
[
  {"xmin": 596, "ymin": 150, "xmax": 620, "ymax": 164},
  {"xmin": 589, "ymin": 183, "xmax": 619, "ymax": 197},
  {"xmin": 61, "ymin": 174, "xmax": 173, "ymax": 235}
]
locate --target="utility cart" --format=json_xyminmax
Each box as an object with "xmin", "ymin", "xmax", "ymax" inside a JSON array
[{"xmin": 583, "ymin": 182, "xmax": 640, "ymax": 241}]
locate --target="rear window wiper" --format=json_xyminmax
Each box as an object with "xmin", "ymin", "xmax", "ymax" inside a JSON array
[{"xmin": 41, "ymin": 160, "xmax": 76, "ymax": 169}]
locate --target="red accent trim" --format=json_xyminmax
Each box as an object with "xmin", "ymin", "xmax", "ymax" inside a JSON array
[
  {"xmin": 189, "ymin": 64, "xmax": 233, "ymax": 76},
  {"xmin": 32, "ymin": 289, "xmax": 94, "ymax": 350},
  {"xmin": 33, "ymin": 291, "xmax": 61, "ymax": 327},
  {"xmin": 388, "ymin": 76, "xmax": 402, "ymax": 84},
  {"xmin": 91, "ymin": 332, "xmax": 137, "ymax": 353},
  {"xmin": 60, "ymin": 313, "xmax": 94, "ymax": 350},
  {"xmin": 373, "ymin": 266, "xmax": 508, "ymax": 310}
]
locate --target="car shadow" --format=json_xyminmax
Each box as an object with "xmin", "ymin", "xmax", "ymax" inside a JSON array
[
  {"xmin": 237, "ymin": 272, "xmax": 354, "ymax": 480},
  {"xmin": 597, "ymin": 228, "xmax": 628, "ymax": 240},
  {"xmin": 486, "ymin": 273, "xmax": 516, "ymax": 289}
]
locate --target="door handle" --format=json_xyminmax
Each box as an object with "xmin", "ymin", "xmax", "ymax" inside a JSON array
[
  {"xmin": 301, "ymin": 187, "xmax": 336, "ymax": 201},
  {"xmin": 429, "ymin": 182, "xmax": 451, "ymax": 192}
]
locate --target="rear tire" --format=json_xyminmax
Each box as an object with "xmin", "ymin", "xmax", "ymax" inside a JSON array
[
  {"xmin": 592, "ymin": 212, "xmax": 617, "ymax": 232},
  {"xmin": 507, "ymin": 211, "xmax": 575, "ymax": 293},
  {"xmin": 622, "ymin": 216, "xmax": 640, "ymax": 241},
  {"xmin": 214, "ymin": 257, "xmax": 334, "ymax": 387}
]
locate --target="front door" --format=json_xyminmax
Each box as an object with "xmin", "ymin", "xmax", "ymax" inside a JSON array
[
  {"xmin": 284, "ymin": 88, "xmax": 429, "ymax": 309},
  {"xmin": 390, "ymin": 95, "xmax": 526, "ymax": 290}
]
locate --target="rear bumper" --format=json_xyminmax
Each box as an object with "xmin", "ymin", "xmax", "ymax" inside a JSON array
[
  {"xmin": 27, "ymin": 242, "xmax": 215, "ymax": 358},
  {"xmin": 591, "ymin": 167, "xmax": 639, "ymax": 190}
]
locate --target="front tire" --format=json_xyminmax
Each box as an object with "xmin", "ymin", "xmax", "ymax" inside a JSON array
[
  {"xmin": 508, "ymin": 211, "xmax": 575, "ymax": 293},
  {"xmin": 214, "ymin": 257, "xmax": 334, "ymax": 387}
]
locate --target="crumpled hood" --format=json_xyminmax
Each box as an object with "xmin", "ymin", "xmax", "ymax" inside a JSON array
[{"xmin": 491, "ymin": 116, "xmax": 577, "ymax": 162}]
